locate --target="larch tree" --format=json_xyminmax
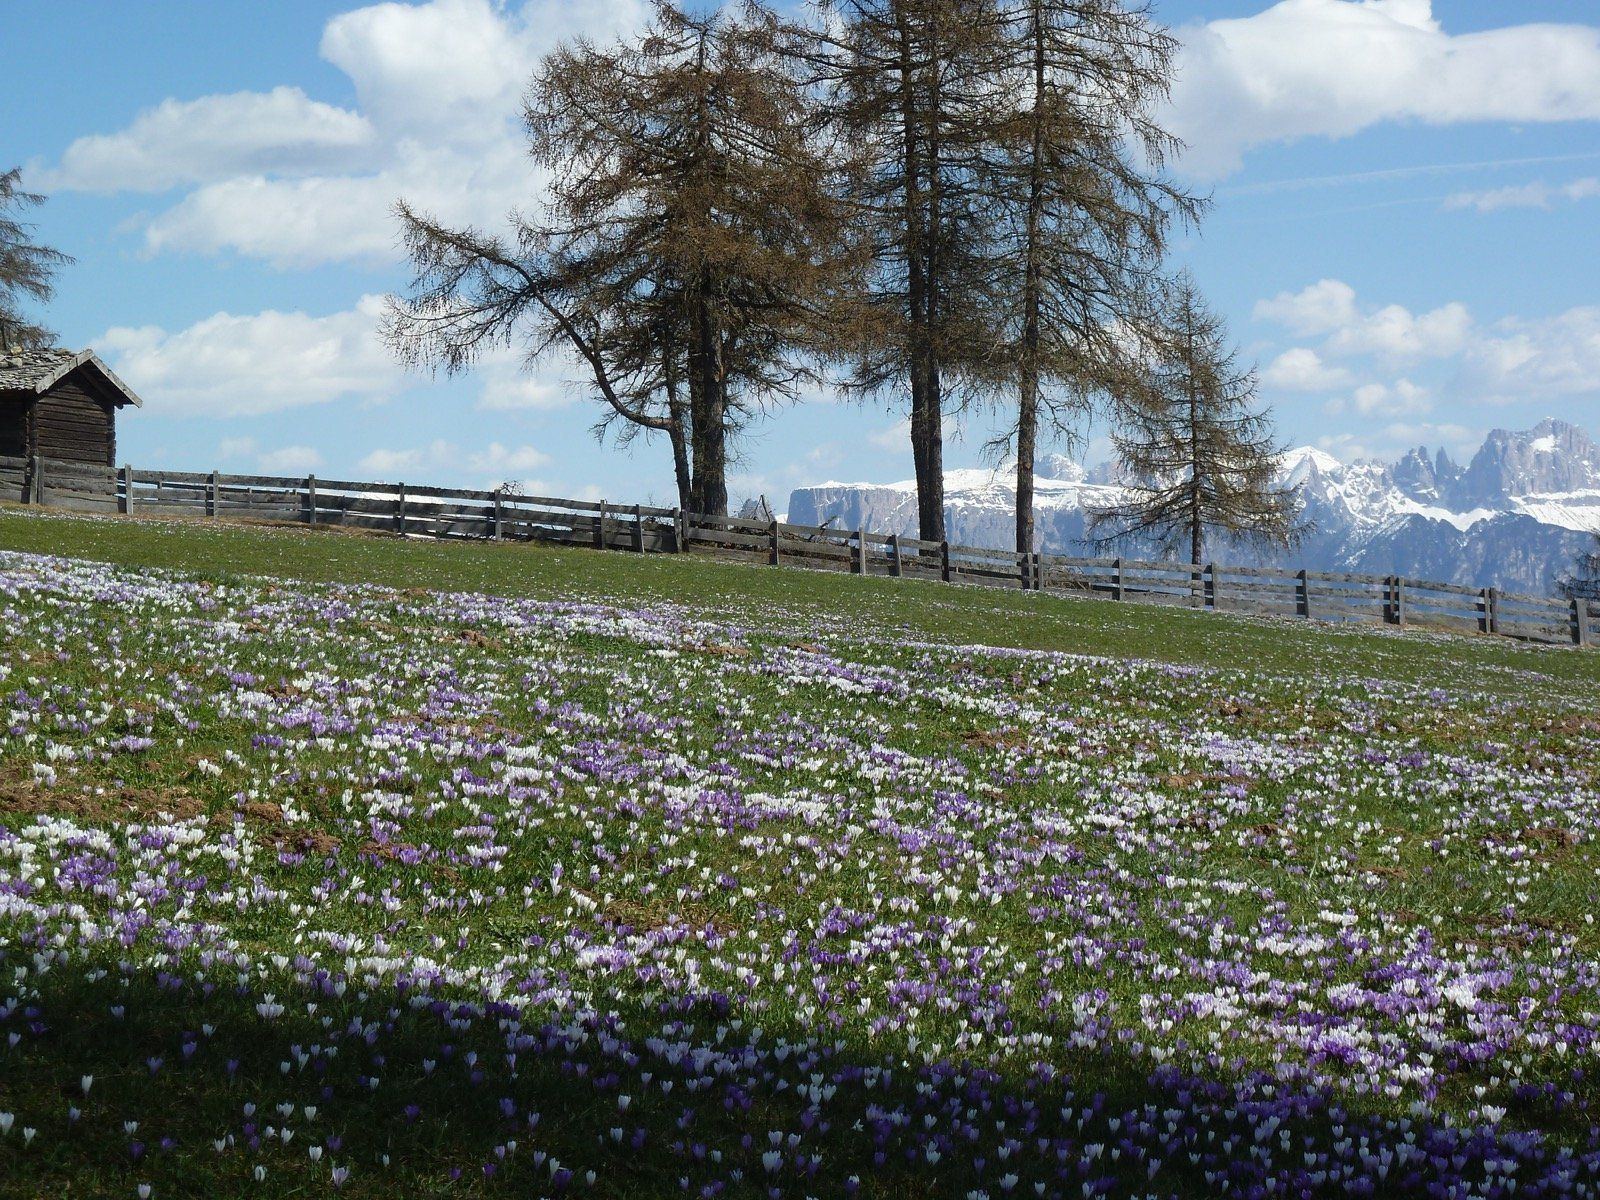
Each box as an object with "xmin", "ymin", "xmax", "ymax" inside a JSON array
[
  {"xmin": 813, "ymin": 0, "xmax": 1010, "ymax": 543},
  {"xmin": 979, "ymin": 0, "xmax": 1200, "ymax": 557},
  {"xmin": 1088, "ymin": 273, "xmax": 1302, "ymax": 565},
  {"xmin": 0, "ymin": 167, "xmax": 73, "ymax": 354},
  {"xmin": 386, "ymin": 0, "xmax": 856, "ymax": 515},
  {"xmin": 1559, "ymin": 534, "xmax": 1600, "ymax": 601}
]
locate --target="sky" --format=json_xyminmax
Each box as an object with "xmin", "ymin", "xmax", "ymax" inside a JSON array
[{"xmin": 8, "ymin": 0, "xmax": 1600, "ymax": 507}]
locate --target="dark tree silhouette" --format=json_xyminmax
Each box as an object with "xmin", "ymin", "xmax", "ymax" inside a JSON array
[
  {"xmin": 386, "ymin": 1, "xmax": 856, "ymax": 514},
  {"xmin": 0, "ymin": 167, "xmax": 74, "ymax": 353},
  {"xmin": 1559, "ymin": 534, "xmax": 1600, "ymax": 601},
  {"xmin": 978, "ymin": 0, "xmax": 1200, "ymax": 556},
  {"xmin": 1089, "ymin": 274, "xmax": 1303, "ymax": 565},
  {"xmin": 813, "ymin": 0, "xmax": 1010, "ymax": 543}
]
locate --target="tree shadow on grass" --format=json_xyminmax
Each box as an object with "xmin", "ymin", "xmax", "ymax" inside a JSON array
[{"xmin": 3, "ymin": 947, "xmax": 1600, "ymax": 1200}]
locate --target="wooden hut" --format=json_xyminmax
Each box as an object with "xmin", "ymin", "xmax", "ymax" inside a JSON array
[{"xmin": 0, "ymin": 347, "xmax": 142, "ymax": 468}]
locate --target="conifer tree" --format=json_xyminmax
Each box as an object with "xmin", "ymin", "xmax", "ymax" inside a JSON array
[
  {"xmin": 0, "ymin": 168, "xmax": 73, "ymax": 353},
  {"xmin": 1088, "ymin": 274, "xmax": 1302, "ymax": 565},
  {"xmin": 979, "ymin": 0, "xmax": 1199, "ymax": 556},
  {"xmin": 386, "ymin": 1, "xmax": 856, "ymax": 515},
  {"xmin": 1559, "ymin": 534, "xmax": 1600, "ymax": 601},
  {"xmin": 814, "ymin": 0, "xmax": 1009, "ymax": 543}
]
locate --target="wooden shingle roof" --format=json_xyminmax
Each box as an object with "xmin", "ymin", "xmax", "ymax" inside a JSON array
[{"xmin": 0, "ymin": 348, "xmax": 143, "ymax": 407}]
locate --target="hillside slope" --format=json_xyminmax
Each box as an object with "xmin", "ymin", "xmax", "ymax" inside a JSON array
[
  {"xmin": 0, "ymin": 507, "xmax": 1594, "ymax": 696},
  {"xmin": 2, "ymin": 519, "xmax": 1600, "ymax": 1198}
]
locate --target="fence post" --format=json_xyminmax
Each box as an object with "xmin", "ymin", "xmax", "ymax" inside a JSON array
[
  {"xmin": 940, "ymin": 540, "xmax": 951, "ymax": 583},
  {"xmin": 119, "ymin": 464, "xmax": 132, "ymax": 515},
  {"xmin": 207, "ymin": 470, "xmax": 218, "ymax": 518},
  {"xmin": 493, "ymin": 493, "xmax": 503, "ymax": 541},
  {"xmin": 305, "ymin": 475, "xmax": 316, "ymax": 525},
  {"xmin": 1297, "ymin": 569, "xmax": 1310, "ymax": 619},
  {"xmin": 853, "ymin": 530, "xmax": 865, "ymax": 575},
  {"xmin": 769, "ymin": 518, "xmax": 780, "ymax": 566},
  {"xmin": 1191, "ymin": 563, "xmax": 1203, "ymax": 608},
  {"xmin": 674, "ymin": 508, "xmax": 687, "ymax": 553},
  {"xmin": 1576, "ymin": 597, "xmax": 1591, "ymax": 647},
  {"xmin": 1487, "ymin": 587, "xmax": 1501, "ymax": 635},
  {"xmin": 1200, "ymin": 562, "xmax": 1213, "ymax": 609},
  {"xmin": 395, "ymin": 483, "xmax": 407, "ymax": 535},
  {"xmin": 888, "ymin": 533, "xmax": 902, "ymax": 578},
  {"xmin": 1478, "ymin": 587, "xmax": 1491, "ymax": 634},
  {"xmin": 1394, "ymin": 577, "xmax": 1407, "ymax": 626},
  {"xmin": 596, "ymin": 501, "xmax": 608, "ymax": 550},
  {"xmin": 27, "ymin": 456, "xmax": 42, "ymax": 505},
  {"xmin": 1032, "ymin": 551, "xmax": 1043, "ymax": 592},
  {"xmin": 1112, "ymin": 557, "xmax": 1124, "ymax": 601},
  {"xmin": 1019, "ymin": 551, "xmax": 1031, "ymax": 590},
  {"xmin": 633, "ymin": 504, "xmax": 645, "ymax": 553}
]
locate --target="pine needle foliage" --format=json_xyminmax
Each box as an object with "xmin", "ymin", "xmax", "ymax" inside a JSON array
[
  {"xmin": 0, "ymin": 167, "xmax": 73, "ymax": 354},
  {"xmin": 385, "ymin": 1, "xmax": 857, "ymax": 515},
  {"xmin": 1089, "ymin": 274, "xmax": 1303, "ymax": 565},
  {"xmin": 1559, "ymin": 535, "xmax": 1600, "ymax": 602},
  {"xmin": 812, "ymin": 0, "xmax": 1013, "ymax": 543},
  {"xmin": 976, "ymin": 0, "xmax": 1201, "ymax": 555}
]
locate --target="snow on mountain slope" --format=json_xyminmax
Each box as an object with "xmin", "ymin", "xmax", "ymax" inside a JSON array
[{"xmin": 787, "ymin": 419, "xmax": 1600, "ymax": 594}]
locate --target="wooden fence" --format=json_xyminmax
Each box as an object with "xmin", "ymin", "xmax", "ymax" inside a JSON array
[{"xmin": 2, "ymin": 453, "xmax": 1593, "ymax": 648}]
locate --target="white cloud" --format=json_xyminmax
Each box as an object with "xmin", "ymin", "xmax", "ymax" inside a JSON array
[
  {"xmin": 1257, "ymin": 282, "xmax": 1600, "ymax": 414},
  {"xmin": 97, "ymin": 294, "xmax": 402, "ymax": 417},
  {"xmin": 1380, "ymin": 422, "xmax": 1480, "ymax": 459},
  {"xmin": 468, "ymin": 442, "xmax": 550, "ymax": 477},
  {"xmin": 358, "ymin": 438, "xmax": 550, "ymax": 486},
  {"xmin": 1317, "ymin": 421, "xmax": 1479, "ymax": 464},
  {"xmin": 1444, "ymin": 176, "xmax": 1600, "ymax": 213},
  {"xmin": 218, "ymin": 436, "xmax": 257, "ymax": 459},
  {"xmin": 1315, "ymin": 432, "xmax": 1378, "ymax": 463},
  {"xmin": 1466, "ymin": 307, "xmax": 1600, "ymax": 402},
  {"xmin": 141, "ymin": 138, "xmax": 536, "ymax": 269},
  {"xmin": 44, "ymin": 87, "xmax": 376, "ymax": 193},
  {"xmin": 1255, "ymin": 279, "xmax": 1471, "ymax": 362},
  {"xmin": 1260, "ymin": 347, "xmax": 1351, "ymax": 391},
  {"xmin": 258, "ymin": 445, "xmax": 325, "ymax": 474},
  {"xmin": 1327, "ymin": 301, "xmax": 1471, "ymax": 361},
  {"xmin": 49, "ymin": 0, "xmax": 647, "ymax": 268},
  {"xmin": 1323, "ymin": 378, "xmax": 1431, "ymax": 417},
  {"xmin": 867, "ymin": 419, "xmax": 910, "ymax": 452},
  {"xmin": 1170, "ymin": 1, "xmax": 1600, "ymax": 179},
  {"xmin": 1254, "ymin": 279, "xmax": 1359, "ymax": 338},
  {"xmin": 474, "ymin": 349, "xmax": 579, "ymax": 411},
  {"xmin": 358, "ymin": 446, "xmax": 428, "ymax": 476},
  {"xmin": 320, "ymin": 0, "xmax": 542, "ymax": 140}
]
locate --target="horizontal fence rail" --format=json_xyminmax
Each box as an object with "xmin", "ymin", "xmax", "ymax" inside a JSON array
[{"xmin": 3, "ymin": 453, "xmax": 1593, "ymax": 648}]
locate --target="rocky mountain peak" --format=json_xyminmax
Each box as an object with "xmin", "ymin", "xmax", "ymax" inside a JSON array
[
  {"xmin": 1450, "ymin": 418, "xmax": 1600, "ymax": 508},
  {"xmin": 1392, "ymin": 445, "xmax": 1440, "ymax": 502}
]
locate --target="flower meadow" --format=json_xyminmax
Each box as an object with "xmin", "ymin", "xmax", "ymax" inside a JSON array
[{"xmin": 2, "ymin": 547, "xmax": 1600, "ymax": 1198}]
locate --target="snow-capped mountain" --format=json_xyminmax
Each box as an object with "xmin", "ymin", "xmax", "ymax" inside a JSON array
[{"xmin": 787, "ymin": 418, "xmax": 1600, "ymax": 594}]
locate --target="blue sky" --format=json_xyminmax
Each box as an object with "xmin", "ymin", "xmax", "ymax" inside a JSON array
[{"xmin": 9, "ymin": 0, "xmax": 1600, "ymax": 506}]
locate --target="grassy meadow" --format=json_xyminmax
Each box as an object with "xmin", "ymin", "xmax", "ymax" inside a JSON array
[{"xmin": 2, "ymin": 506, "xmax": 1599, "ymax": 1198}]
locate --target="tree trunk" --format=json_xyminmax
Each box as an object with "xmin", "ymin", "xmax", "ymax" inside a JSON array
[
  {"xmin": 663, "ymin": 348, "xmax": 692, "ymax": 511},
  {"xmin": 911, "ymin": 364, "xmax": 945, "ymax": 541},
  {"xmin": 1187, "ymin": 319, "xmax": 1203, "ymax": 566},
  {"xmin": 898, "ymin": 5, "xmax": 945, "ymax": 545},
  {"xmin": 687, "ymin": 291, "xmax": 728, "ymax": 517},
  {"xmin": 1015, "ymin": 383, "xmax": 1037, "ymax": 556},
  {"xmin": 1015, "ymin": 3, "xmax": 1045, "ymax": 558}
]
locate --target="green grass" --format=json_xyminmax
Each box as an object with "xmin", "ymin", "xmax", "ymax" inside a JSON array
[
  {"xmin": 2, "ymin": 505, "xmax": 1595, "ymax": 697},
  {"xmin": 2, "ymin": 506, "xmax": 1600, "ymax": 1198}
]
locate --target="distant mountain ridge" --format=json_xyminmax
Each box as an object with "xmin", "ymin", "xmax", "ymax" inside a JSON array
[{"xmin": 787, "ymin": 418, "xmax": 1600, "ymax": 594}]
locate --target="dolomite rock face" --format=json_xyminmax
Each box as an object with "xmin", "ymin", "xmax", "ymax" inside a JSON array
[{"xmin": 787, "ymin": 420, "xmax": 1600, "ymax": 593}]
